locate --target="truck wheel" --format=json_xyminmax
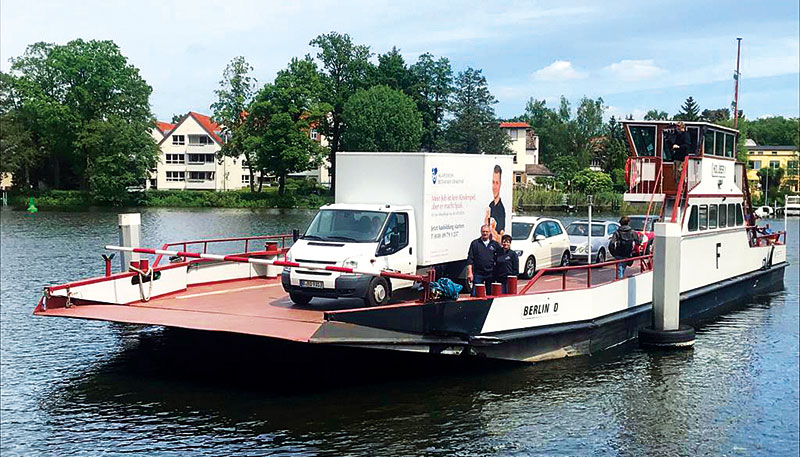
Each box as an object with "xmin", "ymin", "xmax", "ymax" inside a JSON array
[
  {"xmin": 365, "ymin": 277, "xmax": 390, "ymax": 306},
  {"xmin": 289, "ymin": 292, "xmax": 312, "ymax": 306},
  {"xmin": 522, "ymin": 256, "xmax": 536, "ymax": 279}
]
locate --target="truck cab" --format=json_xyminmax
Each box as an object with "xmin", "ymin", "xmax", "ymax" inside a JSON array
[{"xmin": 282, "ymin": 203, "xmax": 417, "ymax": 306}]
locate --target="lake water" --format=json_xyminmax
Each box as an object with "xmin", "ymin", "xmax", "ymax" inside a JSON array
[{"xmin": 1, "ymin": 208, "xmax": 798, "ymax": 456}]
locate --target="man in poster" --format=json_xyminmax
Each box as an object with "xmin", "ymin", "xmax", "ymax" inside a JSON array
[{"xmin": 485, "ymin": 164, "xmax": 506, "ymax": 242}]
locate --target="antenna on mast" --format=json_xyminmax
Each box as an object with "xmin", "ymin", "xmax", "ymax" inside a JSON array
[{"xmin": 733, "ymin": 38, "xmax": 742, "ymax": 128}]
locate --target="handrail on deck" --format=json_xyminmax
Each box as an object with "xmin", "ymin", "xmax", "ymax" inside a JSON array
[
  {"xmin": 627, "ymin": 156, "xmax": 663, "ymax": 194},
  {"xmin": 153, "ymin": 234, "xmax": 293, "ymax": 267},
  {"xmin": 518, "ymin": 254, "xmax": 654, "ymax": 295}
]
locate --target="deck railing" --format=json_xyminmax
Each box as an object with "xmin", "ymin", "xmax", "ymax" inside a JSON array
[
  {"xmin": 153, "ymin": 234, "xmax": 294, "ymax": 267},
  {"xmin": 627, "ymin": 156, "xmax": 662, "ymax": 194},
  {"xmin": 517, "ymin": 254, "xmax": 655, "ymax": 295}
]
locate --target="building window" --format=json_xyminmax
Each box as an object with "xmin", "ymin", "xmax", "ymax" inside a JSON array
[
  {"xmin": 172, "ymin": 135, "xmax": 185, "ymax": 145},
  {"xmin": 787, "ymin": 161, "xmax": 799, "ymax": 176},
  {"xmin": 188, "ymin": 171, "xmax": 214, "ymax": 181},
  {"xmin": 750, "ymin": 160, "xmax": 761, "ymax": 170},
  {"xmin": 188, "ymin": 153, "xmax": 215, "ymax": 164},
  {"xmin": 772, "ymin": 151, "xmax": 778, "ymax": 155},
  {"xmin": 242, "ymin": 174, "xmax": 250, "ymax": 184},
  {"xmin": 188, "ymin": 134, "xmax": 214, "ymax": 146},
  {"xmin": 769, "ymin": 160, "xmax": 780, "ymax": 169},
  {"xmin": 515, "ymin": 173, "xmax": 522, "ymax": 183},
  {"xmin": 166, "ymin": 153, "xmax": 185, "ymax": 164},
  {"xmin": 508, "ymin": 129, "xmax": 518, "ymax": 140},
  {"xmin": 166, "ymin": 171, "xmax": 185, "ymax": 182},
  {"xmin": 310, "ymin": 129, "xmax": 318, "ymax": 140}
]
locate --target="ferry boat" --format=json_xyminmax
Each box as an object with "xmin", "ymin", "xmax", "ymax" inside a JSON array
[{"xmin": 33, "ymin": 121, "xmax": 788, "ymax": 363}]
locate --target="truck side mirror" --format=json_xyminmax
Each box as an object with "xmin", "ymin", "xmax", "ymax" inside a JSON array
[{"xmin": 292, "ymin": 229, "xmax": 300, "ymax": 242}]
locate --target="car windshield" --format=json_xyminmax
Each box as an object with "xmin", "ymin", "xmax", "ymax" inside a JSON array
[
  {"xmin": 566, "ymin": 223, "xmax": 605, "ymax": 237},
  {"xmin": 629, "ymin": 218, "xmax": 655, "ymax": 231},
  {"xmin": 511, "ymin": 222, "xmax": 533, "ymax": 240},
  {"xmin": 304, "ymin": 209, "xmax": 387, "ymax": 242}
]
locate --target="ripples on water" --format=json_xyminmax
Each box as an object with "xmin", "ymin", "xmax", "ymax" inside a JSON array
[{"xmin": 1, "ymin": 208, "xmax": 798, "ymax": 456}]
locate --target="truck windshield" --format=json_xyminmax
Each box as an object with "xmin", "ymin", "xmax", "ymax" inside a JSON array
[
  {"xmin": 304, "ymin": 210, "xmax": 388, "ymax": 242},
  {"xmin": 511, "ymin": 222, "xmax": 533, "ymax": 240},
  {"xmin": 567, "ymin": 223, "xmax": 605, "ymax": 237}
]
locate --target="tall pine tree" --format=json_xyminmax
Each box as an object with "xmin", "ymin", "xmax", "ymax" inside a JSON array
[
  {"xmin": 443, "ymin": 68, "xmax": 508, "ymax": 154},
  {"xmin": 675, "ymin": 96, "xmax": 700, "ymax": 121}
]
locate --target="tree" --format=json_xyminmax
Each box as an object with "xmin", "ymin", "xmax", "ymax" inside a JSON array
[
  {"xmin": 8, "ymin": 39, "xmax": 157, "ymax": 198},
  {"xmin": 244, "ymin": 57, "xmax": 328, "ymax": 196},
  {"xmin": 746, "ymin": 116, "xmax": 799, "ymax": 146},
  {"xmin": 644, "ymin": 109, "xmax": 669, "ymax": 120},
  {"xmin": 170, "ymin": 113, "xmax": 184, "ymax": 124},
  {"xmin": 342, "ymin": 85, "xmax": 422, "ymax": 152},
  {"xmin": 0, "ymin": 72, "xmax": 43, "ymax": 186},
  {"xmin": 572, "ymin": 169, "xmax": 613, "ymax": 194},
  {"xmin": 573, "ymin": 96, "xmax": 606, "ymax": 168},
  {"xmin": 370, "ymin": 47, "xmax": 414, "ymax": 95},
  {"xmin": 701, "ymin": 108, "xmax": 730, "ymax": 123},
  {"xmin": 597, "ymin": 116, "xmax": 628, "ymax": 175},
  {"xmin": 211, "ymin": 56, "xmax": 257, "ymax": 190},
  {"xmin": 410, "ymin": 53, "xmax": 453, "ymax": 151},
  {"xmin": 443, "ymin": 67, "xmax": 509, "ymax": 154},
  {"xmin": 548, "ymin": 156, "xmax": 580, "ymax": 188},
  {"xmin": 310, "ymin": 32, "xmax": 373, "ymax": 194},
  {"xmin": 674, "ymin": 96, "xmax": 700, "ymax": 121}
]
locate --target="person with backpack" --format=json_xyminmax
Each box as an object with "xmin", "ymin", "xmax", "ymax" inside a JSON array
[{"xmin": 609, "ymin": 216, "xmax": 640, "ymax": 279}]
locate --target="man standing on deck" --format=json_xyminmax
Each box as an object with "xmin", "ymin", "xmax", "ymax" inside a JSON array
[
  {"xmin": 609, "ymin": 216, "xmax": 640, "ymax": 279},
  {"xmin": 467, "ymin": 224, "xmax": 502, "ymax": 295},
  {"xmin": 670, "ymin": 122, "xmax": 691, "ymax": 185}
]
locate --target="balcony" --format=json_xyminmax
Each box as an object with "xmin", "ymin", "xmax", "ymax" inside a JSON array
[
  {"xmin": 186, "ymin": 161, "xmax": 216, "ymax": 172},
  {"xmin": 185, "ymin": 179, "xmax": 217, "ymax": 190}
]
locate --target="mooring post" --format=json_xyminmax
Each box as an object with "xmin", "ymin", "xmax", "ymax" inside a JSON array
[
  {"xmin": 639, "ymin": 221, "xmax": 695, "ymax": 348},
  {"xmin": 118, "ymin": 213, "xmax": 142, "ymax": 272}
]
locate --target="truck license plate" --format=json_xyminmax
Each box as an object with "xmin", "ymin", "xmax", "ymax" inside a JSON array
[{"xmin": 300, "ymin": 280, "xmax": 324, "ymax": 289}]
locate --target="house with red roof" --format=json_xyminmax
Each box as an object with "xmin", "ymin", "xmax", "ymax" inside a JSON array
[{"xmin": 500, "ymin": 122, "xmax": 551, "ymax": 184}]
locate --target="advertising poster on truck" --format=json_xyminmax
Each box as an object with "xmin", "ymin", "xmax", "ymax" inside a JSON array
[{"xmin": 422, "ymin": 155, "xmax": 513, "ymax": 265}]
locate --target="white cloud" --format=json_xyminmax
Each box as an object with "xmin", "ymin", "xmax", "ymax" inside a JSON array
[
  {"xmin": 604, "ymin": 59, "xmax": 663, "ymax": 81},
  {"xmin": 532, "ymin": 60, "xmax": 585, "ymax": 81}
]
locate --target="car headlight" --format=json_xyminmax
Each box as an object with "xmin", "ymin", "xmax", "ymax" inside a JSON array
[{"xmin": 514, "ymin": 250, "xmax": 523, "ymax": 257}]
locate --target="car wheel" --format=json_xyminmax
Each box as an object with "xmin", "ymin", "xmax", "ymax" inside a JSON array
[
  {"xmin": 560, "ymin": 251, "xmax": 570, "ymax": 266},
  {"xmin": 522, "ymin": 256, "xmax": 536, "ymax": 279},
  {"xmin": 289, "ymin": 292, "xmax": 312, "ymax": 306},
  {"xmin": 597, "ymin": 249, "xmax": 606, "ymax": 264},
  {"xmin": 364, "ymin": 277, "xmax": 390, "ymax": 306}
]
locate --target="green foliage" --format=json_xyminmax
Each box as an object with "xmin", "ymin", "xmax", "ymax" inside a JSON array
[
  {"xmin": 0, "ymin": 74, "xmax": 44, "ymax": 183},
  {"xmin": 572, "ymin": 169, "xmax": 613, "ymax": 195},
  {"xmin": 644, "ymin": 110, "xmax": 669, "ymax": 120},
  {"xmin": 310, "ymin": 32, "xmax": 373, "ymax": 193},
  {"xmin": 211, "ymin": 56, "xmax": 257, "ymax": 190},
  {"xmin": 757, "ymin": 166, "xmax": 785, "ymax": 192},
  {"xmin": 745, "ymin": 116, "xmax": 799, "ymax": 146},
  {"xmin": 342, "ymin": 85, "xmax": 422, "ymax": 152},
  {"xmin": 370, "ymin": 47, "xmax": 414, "ymax": 95},
  {"xmin": 244, "ymin": 57, "xmax": 329, "ymax": 196},
  {"xmin": 548, "ymin": 156, "xmax": 580, "ymax": 186},
  {"xmin": 674, "ymin": 96, "xmax": 700, "ymax": 121},
  {"xmin": 701, "ymin": 108, "xmax": 730, "ymax": 122},
  {"xmin": 444, "ymin": 68, "xmax": 509, "ymax": 154},
  {"xmin": 409, "ymin": 53, "xmax": 453, "ymax": 151},
  {"xmin": 8, "ymin": 39, "xmax": 156, "ymax": 193}
]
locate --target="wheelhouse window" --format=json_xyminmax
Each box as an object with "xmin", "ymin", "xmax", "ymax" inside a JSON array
[
  {"xmin": 718, "ymin": 204, "xmax": 727, "ymax": 228},
  {"xmin": 736, "ymin": 203, "xmax": 744, "ymax": 226},
  {"xmin": 703, "ymin": 130, "xmax": 714, "ymax": 156},
  {"xmin": 727, "ymin": 203, "xmax": 736, "ymax": 227},
  {"xmin": 688, "ymin": 205, "xmax": 699, "ymax": 232},
  {"xmin": 629, "ymin": 125, "xmax": 656, "ymax": 156},
  {"xmin": 714, "ymin": 132, "xmax": 724, "ymax": 156},
  {"xmin": 725, "ymin": 133, "xmax": 735, "ymax": 157}
]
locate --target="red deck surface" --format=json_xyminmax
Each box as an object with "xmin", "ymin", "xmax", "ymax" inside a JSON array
[{"xmin": 36, "ymin": 263, "xmax": 644, "ymax": 341}]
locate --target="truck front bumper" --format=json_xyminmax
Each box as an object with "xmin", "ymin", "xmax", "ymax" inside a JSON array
[{"xmin": 281, "ymin": 271, "xmax": 371, "ymax": 298}]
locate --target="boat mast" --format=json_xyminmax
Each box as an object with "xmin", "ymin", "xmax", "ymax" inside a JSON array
[{"xmin": 733, "ymin": 38, "xmax": 742, "ymax": 128}]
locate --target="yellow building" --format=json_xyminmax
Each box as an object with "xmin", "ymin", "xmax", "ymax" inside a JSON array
[{"xmin": 745, "ymin": 142, "xmax": 799, "ymax": 193}]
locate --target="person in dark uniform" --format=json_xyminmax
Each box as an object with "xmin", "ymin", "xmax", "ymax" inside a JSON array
[
  {"xmin": 486, "ymin": 165, "xmax": 506, "ymax": 242},
  {"xmin": 494, "ymin": 234, "xmax": 519, "ymax": 294},
  {"xmin": 671, "ymin": 121, "xmax": 691, "ymax": 185},
  {"xmin": 467, "ymin": 224, "xmax": 502, "ymax": 296}
]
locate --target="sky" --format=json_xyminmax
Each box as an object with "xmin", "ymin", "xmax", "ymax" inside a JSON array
[{"xmin": 2, "ymin": 0, "xmax": 798, "ymax": 123}]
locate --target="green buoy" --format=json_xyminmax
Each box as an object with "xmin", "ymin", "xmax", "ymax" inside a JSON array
[{"xmin": 27, "ymin": 197, "xmax": 38, "ymax": 213}]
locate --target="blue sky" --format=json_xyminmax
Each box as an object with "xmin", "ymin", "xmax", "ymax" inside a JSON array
[{"xmin": 2, "ymin": 0, "xmax": 798, "ymax": 123}]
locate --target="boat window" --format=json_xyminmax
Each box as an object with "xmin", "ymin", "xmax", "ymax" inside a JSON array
[
  {"xmin": 545, "ymin": 221, "xmax": 564, "ymax": 237},
  {"xmin": 533, "ymin": 223, "xmax": 548, "ymax": 239},
  {"xmin": 699, "ymin": 205, "xmax": 708, "ymax": 230},
  {"xmin": 718, "ymin": 204, "xmax": 728, "ymax": 228},
  {"xmin": 727, "ymin": 203, "xmax": 736, "ymax": 227},
  {"xmin": 703, "ymin": 129, "xmax": 715, "ymax": 156},
  {"xmin": 687, "ymin": 127, "xmax": 700, "ymax": 155},
  {"xmin": 736, "ymin": 203, "xmax": 744, "ymax": 226},
  {"xmin": 629, "ymin": 125, "xmax": 656, "ymax": 156},
  {"xmin": 663, "ymin": 126, "xmax": 699, "ymax": 161},
  {"xmin": 688, "ymin": 205, "xmax": 699, "ymax": 232},
  {"xmin": 715, "ymin": 132, "xmax": 725, "ymax": 156},
  {"xmin": 709, "ymin": 204, "xmax": 718, "ymax": 229},
  {"xmin": 725, "ymin": 133, "xmax": 735, "ymax": 158},
  {"xmin": 511, "ymin": 222, "xmax": 534, "ymax": 240}
]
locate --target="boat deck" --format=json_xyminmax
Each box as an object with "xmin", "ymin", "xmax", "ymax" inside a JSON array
[{"xmin": 36, "ymin": 263, "xmax": 643, "ymax": 342}]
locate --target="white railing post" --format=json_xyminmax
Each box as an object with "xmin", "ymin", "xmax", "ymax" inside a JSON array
[{"xmin": 118, "ymin": 213, "xmax": 142, "ymax": 272}]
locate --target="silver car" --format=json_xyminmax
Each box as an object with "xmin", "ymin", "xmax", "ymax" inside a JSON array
[{"xmin": 566, "ymin": 220, "xmax": 620, "ymax": 264}]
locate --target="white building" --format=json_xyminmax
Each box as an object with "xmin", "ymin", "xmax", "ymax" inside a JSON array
[{"xmin": 500, "ymin": 122, "xmax": 551, "ymax": 184}]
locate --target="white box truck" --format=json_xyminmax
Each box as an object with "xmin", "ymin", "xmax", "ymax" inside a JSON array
[{"xmin": 282, "ymin": 152, "xmax": 514, "ymax": 306}]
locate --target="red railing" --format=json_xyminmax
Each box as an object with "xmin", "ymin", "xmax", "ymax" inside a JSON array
[
  {"xmin": 517, "ymin": 254, "xmax": 655, "ymax": 295},
  {"xmin": 627, "ymin": 156, "xmax": 663, "ymax": 194},
  {"xmin": 671, "ymin": 156, "xmax": 689, "ymax": 223},
  {"xmin": 153, "ymin": 234, "xmax": 294, "ymax": 267},
  {"xmin": 747, "ymin": 226, "xmax": 787, "ymax": 247}
]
